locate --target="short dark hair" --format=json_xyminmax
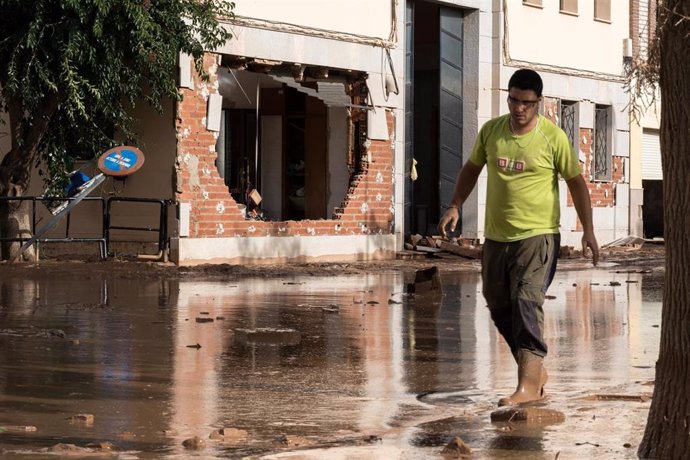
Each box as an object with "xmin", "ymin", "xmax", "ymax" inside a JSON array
[{"xmin": 508, "ymin": 69, "xmax": 543, "ymax": 97}]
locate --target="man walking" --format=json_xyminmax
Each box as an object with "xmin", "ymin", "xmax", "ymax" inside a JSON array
[{"xmin": 438, "ymin": 69, "xmax": 599, "ymax": 406}]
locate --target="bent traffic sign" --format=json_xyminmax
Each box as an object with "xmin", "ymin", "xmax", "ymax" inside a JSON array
[{"xmin": 97, "ymin": 146, "xmax": 145, "ymax": 177}]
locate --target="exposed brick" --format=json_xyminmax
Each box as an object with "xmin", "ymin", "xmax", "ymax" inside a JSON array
[{"xmin": 175, "ymin": 53, "xmax": 395, "ymax": 240}]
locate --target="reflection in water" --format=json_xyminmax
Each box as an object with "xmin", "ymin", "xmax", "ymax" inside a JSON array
[
  {"xmin": 170, "ymin": 274, "xmax": 407, "ymax": 449},
  {"xmin": 0, "ymin": 267, "xmax": 660, "ymax": 459}
]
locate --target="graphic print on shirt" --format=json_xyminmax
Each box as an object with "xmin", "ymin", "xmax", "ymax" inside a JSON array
[{"xmin": 496, "ymin": 157, "xmax": 526, "ymax": 172}]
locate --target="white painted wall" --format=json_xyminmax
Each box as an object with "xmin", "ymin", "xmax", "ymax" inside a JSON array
[
  {"xmin": 172, "ymin": 234, "xmax": 397, "ymax": 265},
  {"xmin": 641, "ymin": 99, "xmax": 661, "ymax": 130},
  {"xmin": 505, "ymin": 0, "xmax": 629, "ymax": 76},
  {"xmin": 233, "ymin": 0, "xmax": 394, "ymax": 40}
]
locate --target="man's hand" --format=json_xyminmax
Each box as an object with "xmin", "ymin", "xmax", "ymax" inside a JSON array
[
  {"xmin": 438, "ymin": 207, "xmax": 460, "ymax": 238},
  {"xmin": 582, "ymin": 231, "xmax": 599, "ymax": 266}
]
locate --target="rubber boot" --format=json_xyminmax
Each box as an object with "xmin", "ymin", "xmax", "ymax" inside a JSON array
[{"xmin": 498, "ymin": 350, "xmax": 548, "ymax": 406}]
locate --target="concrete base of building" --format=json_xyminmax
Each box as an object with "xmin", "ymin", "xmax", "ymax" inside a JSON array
[{"xmin": 170, "ymin": 234, "xmax": 398, "ymax": 266}]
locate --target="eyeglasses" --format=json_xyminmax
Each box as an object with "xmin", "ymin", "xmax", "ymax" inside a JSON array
[{"xmin": 507, "ymin": 95, "xmax": 539, "ymax": 109}]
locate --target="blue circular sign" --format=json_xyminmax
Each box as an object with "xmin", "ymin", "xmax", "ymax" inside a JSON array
[{"xmin": 98, "ymin": 146, "xmax": 145, "ymax": 176}]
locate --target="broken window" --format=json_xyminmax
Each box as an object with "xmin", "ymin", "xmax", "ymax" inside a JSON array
[
  {"xmin": 214, "ymin": 56, "xmax": 367, "ymax": 221},
  {"xmin": 216, "ymin": 108, "xmax": 256, "ymax": 203}
]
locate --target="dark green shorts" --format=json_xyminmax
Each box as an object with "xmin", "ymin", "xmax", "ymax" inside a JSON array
[{"xmin": 481, "ymin": 233, "xmax": 560, "ymax": 357}]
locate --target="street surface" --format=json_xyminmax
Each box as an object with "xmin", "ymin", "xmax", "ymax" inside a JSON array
[{"xmin": 0, "ymin": 246, "xmax": 664, "ymax": 458}]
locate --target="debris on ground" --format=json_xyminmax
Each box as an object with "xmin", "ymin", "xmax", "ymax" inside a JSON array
[
  {"xmin": 273, "ymin": 434, "xmax": 314, "ymax": 447},
  {"xmin": 182, "ymin": 436, "xmax": 206, "ymax": 450},
  {"xmin": 439, "ymin": 241, "xmax": 482, "ymax": 259},
  {"xmin": 209, "ymin": 427, "xmax": 248, "ymax": 442},
  {"xmin": 404, "ymin": 233, "xmax": 659, "ymax": 264},
  {"xmin": 66, "ymin": 414, "xmax": 94, "ymax": 426},
  {"xmin": 441, "ymin": 436, "xmax": 472, "ymax": 458},
  {"xmin": 559, "ymin": 245, "xmax": 577, "ymax": 258},
  {"xmin": 0, "ymin": 239, "xmax": 664, "ymax": 282},
  {"xmin": 490, "ymin": 406, "xmax": 566, "ymax": 424},
  {"xmin": 578, "ymin": 393, "xmax": 652, "ymax": 402},
  {"xmin": 407, "ymin": 266, "xmax": 442, "ymax": 294},
  {"xmin": 601, "ymin": 235, "xmax": 645, "ymax": 249},
  {"xmin": 0, "ymin": 425, "xmax": 37, "ymax": 433},
  {"xmin": 85, "ymin": 441, "xmax": 120, "ymax": 451},
  {"xmin": 46, "ymin": 443, "xmax": 92, "ymax": 454},
  {"xmin": 406, "ymin": 234, "xmax": 481, "ymax": 259}
]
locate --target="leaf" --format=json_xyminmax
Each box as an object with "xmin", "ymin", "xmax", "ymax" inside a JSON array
[{"xmin": 0, "ymin": 0, "xmax": 235, "ymax": 188}]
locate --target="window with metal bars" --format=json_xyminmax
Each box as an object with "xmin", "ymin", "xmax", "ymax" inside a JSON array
[
  {"xmin": 594, "ymin": 105, "xmax": 611, "ymax": 181},
  {"xmin": 560, "ymin": 101, "xmax": 577, "ymax": 151}
]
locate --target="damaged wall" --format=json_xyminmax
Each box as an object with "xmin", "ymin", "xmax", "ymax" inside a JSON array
[{"xmin": 173, "ymin": 54, "xmax": 397, "ymax": 264}]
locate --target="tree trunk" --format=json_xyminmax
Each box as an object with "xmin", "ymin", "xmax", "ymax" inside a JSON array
[
  {"xmin": 638, "ymin": 2, "xmax": 690, "ymax": 458},
  {"xmin": 0, "ymin": 174, "xmax": 36, "ymax": 262},
  {"xmin": 0, "ymin": 95, "xmax": 58, "ymax": 261}
]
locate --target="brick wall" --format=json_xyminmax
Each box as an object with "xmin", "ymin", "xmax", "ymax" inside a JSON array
[
  {"xmin": 568, "ymin": 127, "xmax": 625, "ymax": 208},
  {"xmin": 542, "ymin": 97, "xmax": 559, "ymax": 125},
  {"xmin": 541, "ymin": 97, "xmax": 624, "ymax": 208},
  {"xmin": 175, "ymin": 53, "xmax": 395, "ymax": 238},
  {"xmin": 630, "ymin": 0, "xmax": 640, "ymax": 58}
]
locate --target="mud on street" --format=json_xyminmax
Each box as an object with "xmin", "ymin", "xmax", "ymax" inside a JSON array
[{"xmin": 0, "ymin": 245, "xmax": 665, "ymax": 459}]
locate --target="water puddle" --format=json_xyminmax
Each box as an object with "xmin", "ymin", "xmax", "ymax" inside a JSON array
[{"xmin": 0, "ymin": 267, "xmax": 661, "ymax": 458}]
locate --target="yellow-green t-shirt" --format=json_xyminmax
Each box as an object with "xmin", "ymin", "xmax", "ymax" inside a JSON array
[{"xmin": 469, "ymin": 114, "xmax": 581, "ymax": 242}]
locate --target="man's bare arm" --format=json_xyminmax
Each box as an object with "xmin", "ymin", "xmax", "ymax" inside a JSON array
[{"xmin": 438, "ymin": 161, "xmax": 483, "ymax": 237}]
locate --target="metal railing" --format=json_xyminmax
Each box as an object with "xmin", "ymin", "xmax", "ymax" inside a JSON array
[
  {"xmin": 0, "ymin": 196, "xmax": 107, "ymax": 259},
  {"xmin": 0, "ymin": 196, "xmax": 171, "ymax": 261},
  {"xmin": 105, "ymin": 197, "xmax": 172, "ymax": 261}
]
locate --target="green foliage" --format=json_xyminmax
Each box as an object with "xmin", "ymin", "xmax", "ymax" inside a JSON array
[{"xmin": 0, "ymin": 0, "xmax": 234, "ymax": 190}]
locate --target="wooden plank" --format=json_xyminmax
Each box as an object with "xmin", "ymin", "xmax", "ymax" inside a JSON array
[{"xmin": 439, "ymin": 241, "xmax": 482, "ymax": 259}]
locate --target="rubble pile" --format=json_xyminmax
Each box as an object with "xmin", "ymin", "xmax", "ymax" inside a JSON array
[
  {"xmin": 404, "ymin": 234, "xmax": 483, "ymax": 259},
  {"xmin": 404, "ymin": 233, "xmax": 652, "ymax": 261}
]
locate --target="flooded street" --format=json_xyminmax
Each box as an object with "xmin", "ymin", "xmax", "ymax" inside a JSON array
[{"xmin": 0, "ymin": 263, "xmax": 661, "ymax": 459}]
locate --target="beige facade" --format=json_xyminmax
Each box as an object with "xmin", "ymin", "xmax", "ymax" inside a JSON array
[
  {"xmin": 472, "ymin": 0, "xmax": 635, "ymax": 248},
  {"xmin": 1, "ymin": 0, "xmax": 658, "ymax": 263}
]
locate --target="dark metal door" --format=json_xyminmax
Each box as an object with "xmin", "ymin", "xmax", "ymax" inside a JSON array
[
  {"xmin": 438, "ymin": 7, "xmax": 464, "ymax": 220},
  {"xmin": 404, "ymin": 1, "xmax": 414, "ymax": 236}
]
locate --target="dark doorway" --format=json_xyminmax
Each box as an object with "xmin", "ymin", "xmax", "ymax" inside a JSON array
[
  {"xmin": 642, "ymin": 179, "xmax": 663, "ymax": 238},
  {"xmin": 406, "ymin": 1, "xmax": 464, "ymax": 237}
]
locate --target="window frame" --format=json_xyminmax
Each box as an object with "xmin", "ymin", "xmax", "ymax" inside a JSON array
[
  {"xmin": 559, "ymin": 0, "xmax": 578, "ymax": 16},
  {"xmin": 594, "ymin": 0, "xmax": 611, "ymax": 23},
  {"xmin": 593, "ymin": 104, "xmax": 613, "ymax": 182},
  {"xmin": 522, "ymin": 0, "xmax": 543, "ymax": 8},
  {"xmin": 559, "ymin": 100, "xmax": 579, "ymax": 154}
]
